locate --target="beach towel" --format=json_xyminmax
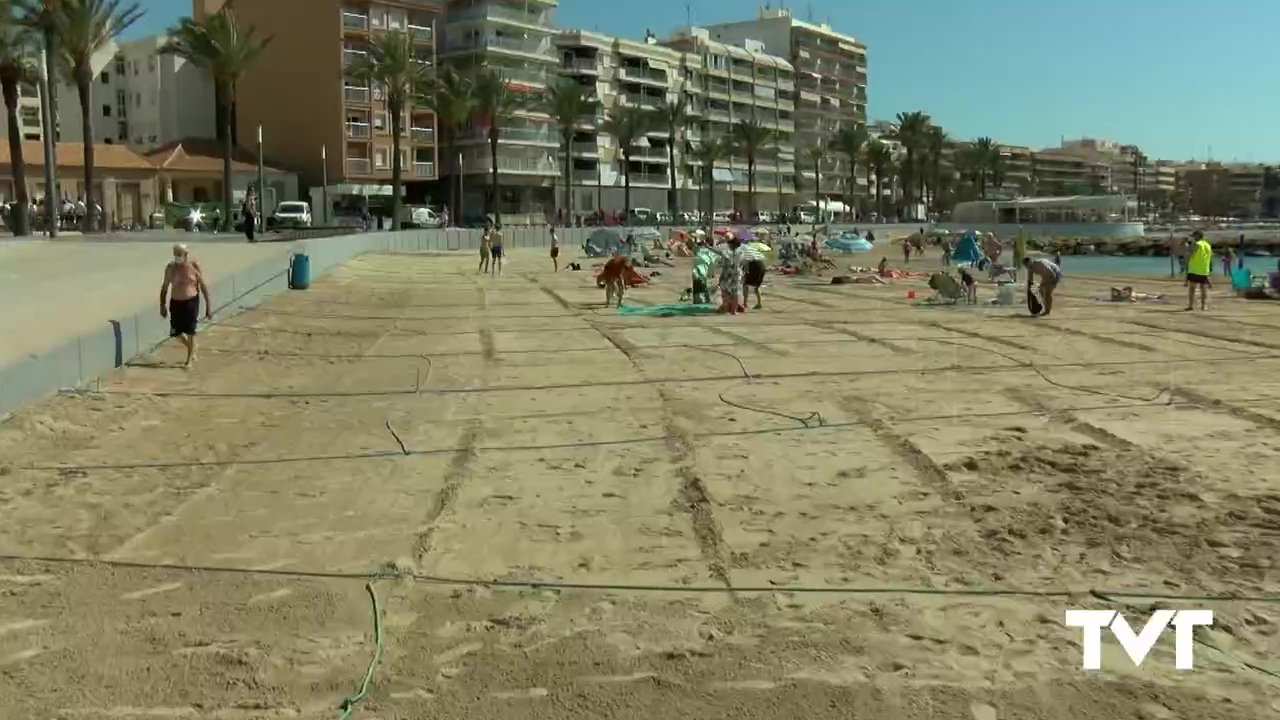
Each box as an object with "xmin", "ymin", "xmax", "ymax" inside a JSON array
[{"xmin": 618, "ymin": 303, "xmax": 718, "ymax": 317}]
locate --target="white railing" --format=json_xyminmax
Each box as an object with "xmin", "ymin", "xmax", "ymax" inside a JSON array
[
  {"xmin": 448, "ymin": 35, "xmax": 551, "ymax": 55},
  {"xmin": 564, "ymin": 57, "xmax": 597, "ymax": 72},
  {"xmin": 344, "ymin": 86, "xmax": 370, "ymax": 104},
  {"xmin": 411, "ymin": 127, "xmax": 435, "ymax": 143},
  {"xmin": 346, "ymin": 158, "xmax": 371, "ymax": 175},
  {"xmin": 495, "ymin": 126, "xmax": 556, "ymax": 143},
  {"xmin": 450, "ymin": 4, "xmax": 547, "ymax": 26},
  {"xmin": 413, "ymin": 161, "xmax": 435, "ymax": 177},
  {"xmin": 570, "ymin": 141, "xmax": 597, "ymax": 154},
  {"xmin": 342, "ymin": 11, "xmax": 368, "ymax": 31},
  {"xmin": 621, "ymin": 66, "xmax": 668, "ymax": 83},
  {"xmin": 465, "ymin": 156, "xmax": 557, "ymax": 173},
  {"xmin": 499, "ymin": 67, "xmax": 547, "ymax": 85},
  {"xmin": 346, "ymin": 122, "xmax": 371, "ymax": 138},
  {"xmin": 623, "ymin": 93, "xmax": 661, "ymax": 107},
  {"xmin": 626, "ymin": 172, "xmax": 669, "ymax": 185},
  {"xmin": 408, "ymin": 24, "xmax": 433, "ymax": 42},
  {"xmin": 342, "ymin": 49, "xmax": 366, "ymax": 68}
]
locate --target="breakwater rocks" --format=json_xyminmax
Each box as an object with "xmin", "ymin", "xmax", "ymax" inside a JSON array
[{"xmin": 1029, "ymin": 233, "xmax": 1280, "ymax": 257}]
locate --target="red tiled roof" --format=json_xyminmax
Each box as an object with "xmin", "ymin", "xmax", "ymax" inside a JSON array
[
  {"xmin": 145, "ymin": 138, "xmax": 286, "ymax": 174},
  {"xmin": 0, "ymin": 141, "xmax": 155, "ymax": 170}
]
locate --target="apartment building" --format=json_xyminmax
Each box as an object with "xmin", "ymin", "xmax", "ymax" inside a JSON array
[
  {"xmin": 441, "ymin": 0, "xmax": 558, "ymax": 219},
  {"xmin": 1176, "ymin": 161, "xmax": 1269, "ymax": 217},
  {"xmin": 555, "ymin": 30, "xmax": 692, "ymax": 214},
  {"xmin": 700, "ymin": 8, "xmax": 866, "ymax": 201},
  {"xmin": 663, "ymin": 27, "xmax": 796, "ymax": 212},
  {"xmin": 218, "ymin": 0, "xmax": 442, "ymax": 202},
  {"xmin": 56, "ymin": 35, "xmax": 216, "ymax": 150},
  {"xmin": 0, "ymin": 80, "xmax": 46, "ymax": 143}
]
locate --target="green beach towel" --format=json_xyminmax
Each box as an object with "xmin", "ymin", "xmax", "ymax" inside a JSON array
[{"xmin": 618, "ymin": 303, "xmax": 718, "ymax": 317}]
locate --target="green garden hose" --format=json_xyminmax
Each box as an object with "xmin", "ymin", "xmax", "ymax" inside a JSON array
[{"xmin": 337, "ymin": 582, "xmax": 384, "ymax": 719}]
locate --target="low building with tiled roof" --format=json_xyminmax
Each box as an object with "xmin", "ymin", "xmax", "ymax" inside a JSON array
[
  {"xmin": 144, "ymin": 138, "xmax": 298, "ymax": 216},
  {"xmin": 0, "ymin": 141, "xmax": 161, "ymax": 227}
]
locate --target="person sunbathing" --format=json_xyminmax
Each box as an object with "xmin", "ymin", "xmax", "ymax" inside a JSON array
[{"xmin": 1110, "ymin": 286, "xmax": 1163, "ymax": 302}]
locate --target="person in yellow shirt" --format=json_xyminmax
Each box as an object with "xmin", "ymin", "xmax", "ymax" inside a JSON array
[{"xmin": 1185, "ymin": 230, "xmax": 1213, "ymax": 311}]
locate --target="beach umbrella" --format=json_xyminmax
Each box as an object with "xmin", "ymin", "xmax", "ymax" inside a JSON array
[
  {"xmin": 747, "ymin": 241, "xmax": 771, "ymax": 253},
  {"xmin": 713, "ymin": 225, "xmax": 732, "ymax": 235},
  {"xmin": 752, "ymin": 226, "xmax": 771, "ymax": 237}
]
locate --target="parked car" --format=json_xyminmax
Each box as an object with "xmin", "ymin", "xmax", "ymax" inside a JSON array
[
  {"xmin": 402, "ymin": 205, "xmax": 442, "ymax": 228},
  {"xmin": 712, "ymin": 211, "xmax": 732, "ymax": 223},
  {"xmin": 268, "ymin": 201, "xmax": 312, "ymax": 229}
]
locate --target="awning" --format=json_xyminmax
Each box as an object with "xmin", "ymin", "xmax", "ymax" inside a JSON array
[{"xmin": 711, "ymin": 168, "xmax": 735, "ymax": 183}]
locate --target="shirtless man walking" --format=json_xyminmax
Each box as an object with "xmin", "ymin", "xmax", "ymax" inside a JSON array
[{"xmin": 160, "ymin": 243, "xmax": 212, "ymax": 368}]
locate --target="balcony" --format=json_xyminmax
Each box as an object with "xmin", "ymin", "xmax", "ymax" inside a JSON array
[
  {"xmin": 571, "ymin": 141, "xmax": 598, "ymax": 155},
  {"xmin": 563, "ymin": 57, "xmax": 598, "ymax": 73},
  {"xmin": 626, "ymin": 172, "xmax": 668, "ymax": 185},
  {"xmin": 620, "ymin": 65, "xmax": 668, "ymax": 84},
  {"xmin": 493, "ymin": 125, "xmax": 556, "ymax": 144},
  {"xmin": 411, "ymin": 127, "xmax": 435, "ymax": 144},
  {"xmin": 464, "ymin": 155, "xmax": 557, "ymax": 174},
  {"xmin": 446, "ymin": 35, "xmax": 551, "ymax": 56},
  {"xmin": 407, "ymin": 23, "xmax": 433, "ymax": 43},
  {"xmin": 346, "ymin": 158, "xmax": 371, "ymax": 175},
  {"xmin": 342, "ymin": 10, "xmax": 368, "ymax": 31},
  {"xmin": 498, "ymin": 67, "xmax": 548, "ymax": 86},
  {"xmin": 342, "ymin": 49, "xmax": 366, "ymax": 68},
  {"xmin": 344, "ymin": 86, "xmax": 370, "ymax": 104},
  {"xmin": 571, "ymin": 169, "xmax": 598, "ymax": 183},
  {"xmin": 413, "ymin": 161, "xmax": 435, "ymax": 177},
  {"xmin": 449, "ymin": 4, "xmax": 548, "ymax": 27},
  {"xmin": 346, "ymin": 121, "xmax": 371, "ymax": 138},
  {"xmin": 628, "ymin": 146, "xmax": 669, "ymax": 161},
  {"xmin": 623, "ymin": 93, "xmax": 662, "ymax": 108}
]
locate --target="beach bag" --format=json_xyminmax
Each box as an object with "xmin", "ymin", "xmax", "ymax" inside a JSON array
[{"xmin": 1027, "ymin": 284, "xmax": 1044, "ymax": 315}]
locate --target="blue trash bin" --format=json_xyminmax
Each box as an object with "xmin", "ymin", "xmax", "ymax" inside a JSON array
[{"xmin": 289, "ymin": 252, "xmax": 311, "ymax": 290}]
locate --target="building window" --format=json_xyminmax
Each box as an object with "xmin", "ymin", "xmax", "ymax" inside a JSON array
[
  {"xmin": 102, "ymin": 104, "xmax": 111, "ymax": 117},
  {"xmin": 99, "ymin": 70, "xmax": 109, "ymax": 84},
  {"xmin": 374, "ymin": 148, "xmax": 388, "ymax": 168},
  {"xmin": 114, "ymin": 56, "xmax": 125, "ymax": 76},
  {"xmin": 148, "ymin": 56, "xmax": 156, "ymax": 72},
  {"xmin": 374, "ymin": 112, "xmax": 387, "ymax": 131},
  {"xmin": 135, "ymin": 92, "xmax": 141, "ymax": 107}
]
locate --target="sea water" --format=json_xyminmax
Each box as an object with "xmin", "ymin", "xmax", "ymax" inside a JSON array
[{"xmin": 1057, "ymin": 254, "xmax": 1279, "ymax": 278}]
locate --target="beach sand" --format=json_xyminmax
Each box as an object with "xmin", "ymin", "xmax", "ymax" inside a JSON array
[{"xmin": 1, "ymin": 247, "xmax": 1278, "ymax": 718}]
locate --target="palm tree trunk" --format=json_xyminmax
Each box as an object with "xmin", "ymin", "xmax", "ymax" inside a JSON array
[
  {"xmin": 812, "ymin": 159, "xmax": 820, "ymax": 234},
  {"xmin": 76, "ymin": 72, "xmax": 95, "ymax": 232},
  {"xmin": 221, "ymin": 100, "xmax": 233, "ymax": 231},
  {"xmin": 876, "ymin": 173, "xmax": 884, "ymax": 221},
  {"xmin": 488, "ymin": 130, "xmax": 500, "ymax": 225},
  {"xmin": 847, "ymin": 162, "xmax": 856, "ymax": 221},
  {"xmin": 390, "ymin": 103, "xmax": 403, "ymax": 231},
  {"xmin": 747, "ymin": 158, "xmax": 755, "ymax": 218},
  {"xmin": 622, "ymin": 152, "xmax": 631, "ymax": 219},
  {"xmin": 563, "ymin": 136, "xmax": 573, "ymax": 223},
  {"xmin": 3, "ymin": 79, "xmax": 30, "ymax": 237},
  {"xmin": 667, "ymin": 131, "xmax": 677, "ymax": 217},
  {"xmin": 865, "ymin": 164, "xmax": 873, "ymax": 220}
]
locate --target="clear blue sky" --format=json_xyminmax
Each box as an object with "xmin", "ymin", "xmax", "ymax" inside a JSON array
[{"xmin": 127, "ymin": 0, "xmax": 1277, "ymax": 163}]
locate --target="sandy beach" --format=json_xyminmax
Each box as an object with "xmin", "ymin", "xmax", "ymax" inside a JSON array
[{"xmin": 1, "ymin": 246, "xmax": 1278, "ymax": 719}]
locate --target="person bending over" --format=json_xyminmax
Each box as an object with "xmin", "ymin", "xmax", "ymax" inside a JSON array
[{"xmin": 1023, "ymin": 256, "xmax": 1063, "ymax": 317}]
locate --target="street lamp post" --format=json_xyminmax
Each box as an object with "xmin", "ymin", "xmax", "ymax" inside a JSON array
[
  {"xmin": 320, "ymin": 144, "xmax": 329, "ymax": 225},
  {"xmin": 256, "ymin": 124, "xmax": 265, "ymax": 229}
]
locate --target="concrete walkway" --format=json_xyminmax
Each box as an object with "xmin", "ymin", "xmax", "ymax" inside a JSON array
[{"xmin": 0, "ymin": 238, "xmax": 293, "ymax": 368}]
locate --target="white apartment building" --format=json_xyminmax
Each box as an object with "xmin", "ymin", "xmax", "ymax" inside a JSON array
[
  {"xmin": 663, "ymin": 27, "xmax": 796, "ymax": 214},
  {"xmin": 57, "ymin": 34, "xmax": 216, "ymax": 150},
  {"xmin": 555, "ymin": 29, "xmax": 693, "ymax": 214},
  {"xmin": 0, "ymin": 80, "xmax": 47, "ymax": 142},
  {"xmin": 701, "ymin": 8, "xmax": 867, "ymax": 201},
  {"xmin": 442, "ymin": 0, "xmax": 558, "ymax": 221}
]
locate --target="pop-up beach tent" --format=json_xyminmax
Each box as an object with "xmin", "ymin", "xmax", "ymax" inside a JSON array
[{"xmin": 584, "ymin": 227, "xmax": 626, "ymax": 257}]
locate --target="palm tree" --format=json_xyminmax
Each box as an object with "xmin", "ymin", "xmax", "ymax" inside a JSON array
[
  {"xmin": 421, "ymin": 65, "xmax": 473, "ymax": 223},
  {"xmin": 472, "ymin": 67, "xmax": 533, "ymax": 225},
  {"xmin": 803, "ymin": 143, "xmax": 825, "ymax": 232},
  {"xmin": 601, "ymin": 104, "xmax": 650, "ymax": 219},
  {"xmin": 652, "ymin": 92, "xmax": 688, "ymax": 217},
  {"xmin": 15, "ymin": 0, "xmax": 62, "ymax": 230},
  {"xmin": 828, "ymin": 123, "xmax": 866, "ymax": 217},
  {"xmin": 539, "ymin": 78, "xmax": 596, "ymax": 221},
  {"xmin": 689, "ymin": 133, "xmax": 730, "ymax": 221},
  {"xmin": 348, "ymin": 30, "xmax": 430, "ymax": 231},
  {"xmin": 971, "ymin": 137, "xmax": 998, "ymax": 198},
  {"xmin": 889, "ymin": 110, "xmax": 930, "ymax": 214},
  {"xmin": 55, "ymin": 0, "xmax": 143, "ymax": 231},
  {"xmin": 865, "ymin": 140, "xmax": 892, "ymax": 221},
  {"xmin": 731, "ymin": 118, "xmax": 773, "ymax": 219},
  {"xmin": 0, "ymin": 13, "xmax": 35, "ymax": 236},
  {"xmin": 924, "ymin": 125, "xmax": 946, "ymax": 213},
  {"xmin": 162, "ymin": 4, "xmax": 271, "ymax": 231}
]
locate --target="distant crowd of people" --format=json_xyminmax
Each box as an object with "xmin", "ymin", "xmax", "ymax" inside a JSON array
[{"xmin": 2, "ymin": 195, "xmax": 106, "ymax": 233}]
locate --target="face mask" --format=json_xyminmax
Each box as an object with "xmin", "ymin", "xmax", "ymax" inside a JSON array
[{"xmin": 173, "ymin": 256, "xmax": 187, "ymax": 264}]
